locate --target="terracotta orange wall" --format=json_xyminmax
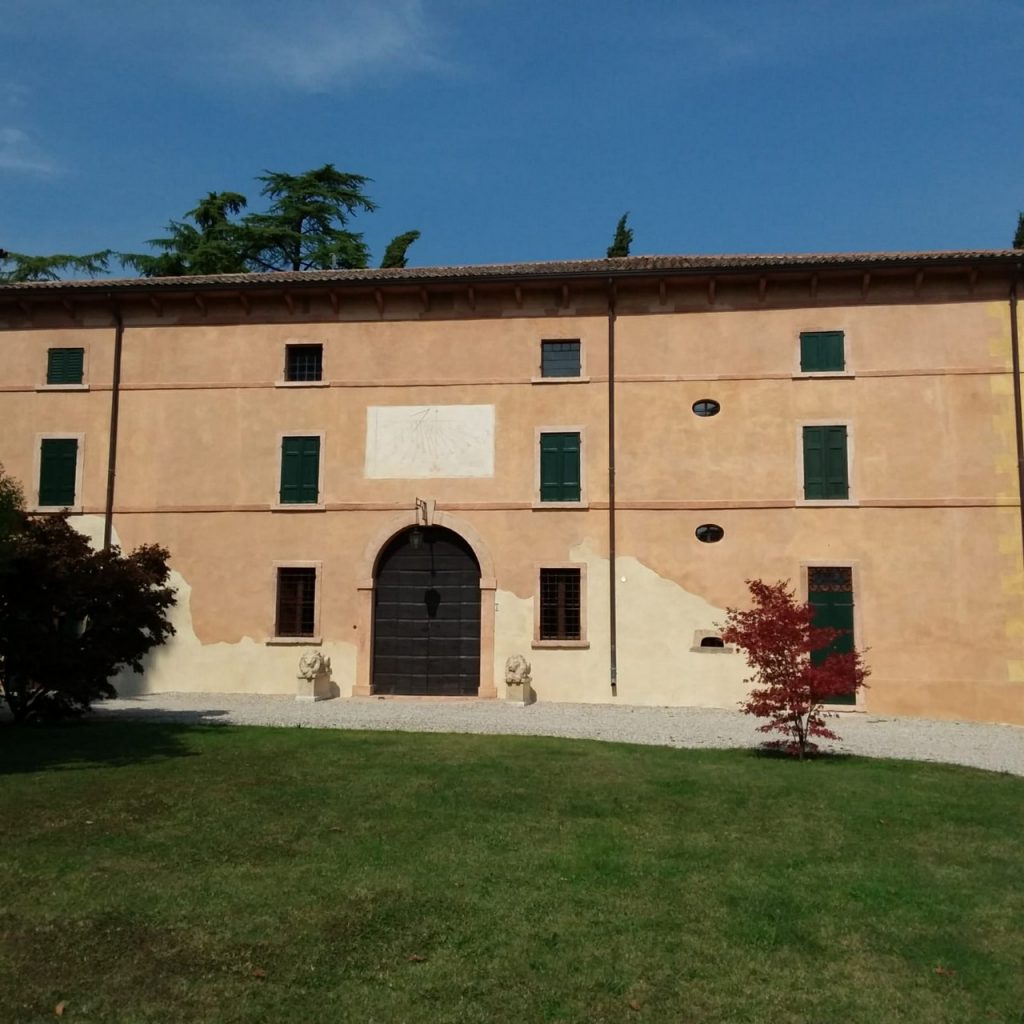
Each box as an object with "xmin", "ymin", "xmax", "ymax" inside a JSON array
[{"xmin": 2, "ymin": 295, "xmax": 1021, "ymax": 723}]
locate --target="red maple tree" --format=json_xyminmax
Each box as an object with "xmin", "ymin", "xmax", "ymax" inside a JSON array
[{"xmin": 721, "ymin": 579, "xmax": 869, "ymax": 759}]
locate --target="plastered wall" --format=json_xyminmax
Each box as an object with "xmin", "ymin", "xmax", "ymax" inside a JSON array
[{"xmin": 2, "ymin": 291, "xmax": 1022, "ymax": 723}]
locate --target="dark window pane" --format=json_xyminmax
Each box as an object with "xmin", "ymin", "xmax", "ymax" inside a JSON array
[
  {"xmin": 692, "ymin": 399, "xmax": 720, "ymax": 417},
  {"xmin": 695, "ymin": 524, "xmax": 724, "ymax": 543},
  {"xmin": 540, "ymin": 340, "xmax": 581, "ymax": 378},
  {"xmin": 539, "ymin": 568, "xmax": 582, "ymax": 640},
  {"xmin": 285, "ymin": 344, "xmax": 323, "ymax": 382},
  {"xmin": 276, "ymin": 567, "xmax": 317, "ymax": 636}
]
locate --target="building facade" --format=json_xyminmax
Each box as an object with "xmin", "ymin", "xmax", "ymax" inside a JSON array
[{"xmin": 1, "ymin": 251, "xmax": 1022, "ymax": 724}]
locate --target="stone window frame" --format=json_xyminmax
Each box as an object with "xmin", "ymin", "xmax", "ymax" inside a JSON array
[
  {"xmin": 795, "ymin": 419, "xmax": 858, "ymax": 507},
  {"xmin": 272, "ymin": 430, "xmax": 327, "ymax": 512},
  {"xmin": 799, "ymin": 559, "xmax": 866, "ymax": 711},
  {"xmin": 532, "ymin": 562, "xmax": 589, "ymax": 649},
  {"xmin": 267, "ymin": 560, "xmax": 323, "ymax": 645},
  {"xmin": 276, "ymin": 341, "xmax": 329, "ymax": 388},
  {"xmin": 793, "ymin": 326, "xmax": 855, "ymax": 379},
  {"xmin": 33, "ymin": 431, "xmax": 85, "ymax": 514},
  {"xmin": 37, "ymin": 343, "xmax": 90, "ymax": 391},
  {"xmin": 532, "ymin": 425, "xmax": 588, "ymax": 509}
]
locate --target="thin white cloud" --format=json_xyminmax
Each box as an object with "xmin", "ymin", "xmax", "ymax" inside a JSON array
[
  {"xmin": 0, "ymin": 126, "xmax": 57, "ymax": 175},
  {"xmin": 214, "ymin": 0, "xmax": 454, "ymax": 93}
]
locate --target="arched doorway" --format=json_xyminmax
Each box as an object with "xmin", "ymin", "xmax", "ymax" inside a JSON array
[{"xmin": 372, "ymin": 526, "xmax": 482, "ymax": 696}]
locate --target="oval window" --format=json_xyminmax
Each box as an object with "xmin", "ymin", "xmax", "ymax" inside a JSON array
[
  {"xmin": 692, "ymin": 399, "xmax": 720, "ymax": 417},
  {"xmin": 695, "ymin": 524, "xmax": 724, "ymax": 543}
]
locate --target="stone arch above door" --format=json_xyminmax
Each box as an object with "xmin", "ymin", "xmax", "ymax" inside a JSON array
[{"xmin": 353, "ymin": 510, "xmax": 497, "ymax": 698}]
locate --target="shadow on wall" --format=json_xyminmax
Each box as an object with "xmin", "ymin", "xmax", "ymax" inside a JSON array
[{"xmin": 0, "ymin": 712, "xmax": 228, "ymax": 776}]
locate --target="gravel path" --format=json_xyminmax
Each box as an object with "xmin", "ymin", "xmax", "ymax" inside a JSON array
[{"xmin": 94, "ymin": 693, "xmax": 1024, "ymax": 777}]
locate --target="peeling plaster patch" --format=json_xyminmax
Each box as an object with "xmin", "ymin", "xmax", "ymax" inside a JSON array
[
  {"xmin": 493, "ymin": 540, "xmax": 749, "ymax": 708},
  {"xmin": 114, "ymin": 568, "xmax": 357, "ymax": 698}
]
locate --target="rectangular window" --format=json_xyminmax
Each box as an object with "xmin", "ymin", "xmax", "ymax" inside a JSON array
[
  {"xmin": 276, "ymin": 567, "xmax": 317, "ymax": 637},
  {"xmin": 539, "ymin": 431, "xmax": 581, "ymax": 502},
  {"xmin": 800, "ymin": 331, "xmax": 845, "ymax": 373},
  {"xmin": 808, "ymin": 566, "xmax": 855, "ymax": 705},
  {"xmin": 539, "ymin": 568, "xmax": 582, "ymax": 641},
  {"xmin": 802, "ymin": 425, "xmax": 848, "ymax": 500},
  {"xmin": 39, "ymin": 438, "xmax": 78, "ymax": 507},
  {"xmin": 285, "ymin": 344, "xmax": 323, "ymax": 382},
  {"xmin": 541, "ymin": 339, "xmax": 581, "ymax": 378},
  {"xmin": 279, "ymin": 436, "xmax": 321, "ymax": 504},
  {"xmin": 46, "ymin": 347, "xmax": 85, "ymax": 385}
]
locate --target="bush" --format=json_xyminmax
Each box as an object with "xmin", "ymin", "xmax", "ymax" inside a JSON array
[
  {"xmin": 0, "ymin": 469, "xmax": 176, "ymax": 722},
  {"xmin": 721, "ymin": 579, "xmax": 869, "ymax": 759}
]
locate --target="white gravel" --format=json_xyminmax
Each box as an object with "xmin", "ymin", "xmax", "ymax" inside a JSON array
[{"xmin": 93, "ymin": 693, "xmax": 1024, "ymax": 777}]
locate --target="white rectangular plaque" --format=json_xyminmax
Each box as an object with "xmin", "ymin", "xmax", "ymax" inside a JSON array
[{"xmin": 365, "ymin": 405, "xmax": 495, "ymax": 479}]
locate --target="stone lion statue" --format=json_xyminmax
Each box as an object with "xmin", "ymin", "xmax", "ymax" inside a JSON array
[
  {"xmin": 505, "ymin": 654, "xmax": 532, "ymax": 686},
  {"xmin": 298, "ymin": 650, "xmax": 330, "ymax": 682}
]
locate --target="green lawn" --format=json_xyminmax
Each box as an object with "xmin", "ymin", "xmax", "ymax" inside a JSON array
[{"xmin": 1, "ymin": 722, "xmax": 1022, "ymax": 1024}]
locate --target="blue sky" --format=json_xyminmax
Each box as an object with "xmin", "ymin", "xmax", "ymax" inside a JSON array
[{"xmin": 1, "ymin": 0, "xmax": 1021, "ymax": 270}]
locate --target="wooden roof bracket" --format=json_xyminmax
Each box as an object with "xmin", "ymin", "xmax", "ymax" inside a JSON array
[
  {"xmin": 707, "ymin": 277, "xmax": 717, "ymax": 305},
  {"xmin": 419, "ymin": 287, "xmax": 430, "ymax": 313},
  {"xmin": 561, "ymin": 283, "xmax": 570, "ymax": 308},
  {"xmin": 327, "ymin": 290, "xmax": 339, "ymax": 314},
  {"xmin": 758, "ymin": 276, "xmax": 767, "ymax": 304},
  {"xmin": 861, "ymin": 272, "xmax": 871, "ymax": 301},
  {"xmin": 237, "ymin": 292, "xmax": 251, "ymax": 315},
  {"xmin": 282, "ymin": 291, "xmax": 295, "ymax": 315},
  {"xmin": 193, "ymin": 293, "xmax": 207, "ymax": 315},
  {"xmin": 809, "ymin": 273, "xmax": 819, "ymax": 301},
  {"xmin": 466, "ymin": 285, "xmax": 476, "ymax": 310},
  {"xmin": 968, "ymin": 267, "xmax": 978, "ymax": 295},
  {"xmin": 61, "ymin": 299, "xmax": 76, "ymax": 319},
  {"xmin": 914, "ymin": 270, "xmax": 924, "ymax": 297},
  {"xmin": 374, "ymin": 288, "xmax": 385, "ymax": 315},
  {"xmin": 17, "ymin": 299, "xmax": 32, "ymax": 319},
  {"xmin": 149, "ymin": 295, "xmax": 164, "ymax": 317},
  {"xmin": 658, "ymin": 279, "xmax": 667, "ymax": 306},
  {"xmin": 514, "ymin": 285, "xmax": 523, "ymax": 308}
]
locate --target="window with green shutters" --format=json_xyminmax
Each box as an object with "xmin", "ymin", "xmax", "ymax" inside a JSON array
[
  {"xmin": 802, "ymin": 425, "xmax": 849, "ymax": 500},
  {"xmin": 279, "ymin": 436, "xmax": 321, "ymax": 504},
  {"xmin": 808, "ymin": 566, "xmax": 856, "ymax": 705},
  {"xmin": 46, "ymin": 347, "xmax": 85, "ymax": 385},
  {"xmin": 539, "ymin": 432, "xmax": 581, "ymax": 502},
  {"xmin": 799, "ymin": 331, "xmax": 845, "ymax": 373},
  {"xmin": 39, "ymin": 438, "xmax": 79, "ymax": 507}
]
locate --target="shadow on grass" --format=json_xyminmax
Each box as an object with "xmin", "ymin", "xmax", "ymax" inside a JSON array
[
  {"xmin": 0, "ymin": 712, "xmax": 229, "ymax": 776},
  {"xmin": 747, "ymin": 744, "xmax": 857, "ymax": 765}
]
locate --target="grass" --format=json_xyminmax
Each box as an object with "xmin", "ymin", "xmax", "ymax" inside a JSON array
[{"xmin": 1, "ymin": 721, "xmax": 1022, "ymax": 1024}]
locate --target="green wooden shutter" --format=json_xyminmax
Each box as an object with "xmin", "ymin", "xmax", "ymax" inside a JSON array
[
  {"xmin": 810, "ymin": 579, "xmax": 856, "ymax": 704},
  {"xmin": 800, "ymin": 331, "xmax": 844, "ymax": 372},
  {"xmin": 280, "ymin": 436, "xmax": 320, "ymax": 504},
  {"xmin": 46, "ymin": 347, "xmax": 85, "ymax": 384},
  {"xmin": 39, "ymin": 438, "xmax": 78, "ymax": 506},
  {"xmin": 539, "ymin": 432, "xmax": 581, "ymax": 502},
  {"xmin": 803, "ymin": 426, "xmax": 848, "ymax": 499}
]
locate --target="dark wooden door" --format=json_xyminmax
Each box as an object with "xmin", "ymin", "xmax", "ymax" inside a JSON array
[{"xmin": 372, "ymin": 527, "xmax": 481, "ymax": 696}]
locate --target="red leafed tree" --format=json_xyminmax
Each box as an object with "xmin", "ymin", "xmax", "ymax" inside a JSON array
[{"xmin": 720, "ymin": 579, "xmax": 869, "ymax": 759}]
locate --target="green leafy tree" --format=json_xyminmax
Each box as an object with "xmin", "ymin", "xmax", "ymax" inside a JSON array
[
  {"xmin": 0, "ymin": 249, "xmax": 111, "ymax": 282},
  {"xmin": 0, "ymin": 474, "xmax": 176, "ymax": 723},
  {"xmin": 122, "ymin": 166, "xmax": 420, "ymax": 275},
  {"xmin": 1014, "ymin": 212, "xmax": 1023, "ymax": 250},
  {"xmin": 606, "ymin": 212, "xmax": 633, "ymax": 258},
  {"xmin": 380, "ymin": 229, "xmax": 421, "ymax": 269},
  {"xmin": 121, "ymin": 192, "xmax": 249, "ymax": 277},
  {"xmin": 242, "ymin": 164, "xmax": 378, "ymax": 271}
]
